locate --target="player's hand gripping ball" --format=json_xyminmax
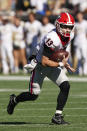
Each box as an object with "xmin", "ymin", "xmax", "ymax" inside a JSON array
[{"xmin": 50, "ymin": 49, "xmax": 69, "ymax": 62}]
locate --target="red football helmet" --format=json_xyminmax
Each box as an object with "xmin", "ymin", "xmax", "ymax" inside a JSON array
[{"xmin": 55, "ymin": 12, "xmax": 75, "ymax": 37}]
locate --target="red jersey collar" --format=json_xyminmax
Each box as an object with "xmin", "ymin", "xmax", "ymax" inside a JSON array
[{"xmin": 57, "ymin": 32, "xmax": 70, "ymax": 46}]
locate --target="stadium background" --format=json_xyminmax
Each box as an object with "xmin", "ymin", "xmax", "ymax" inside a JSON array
[{"xmin": 0, "ymin": 0, "xmax": 87, "ymax": 131}]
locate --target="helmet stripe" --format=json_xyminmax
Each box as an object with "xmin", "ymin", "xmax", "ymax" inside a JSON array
[{"xmin": 66, "ymin": 13, "xmax": 72, "ymax": 24}]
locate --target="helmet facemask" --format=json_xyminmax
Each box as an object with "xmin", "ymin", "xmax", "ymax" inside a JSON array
[
  {"xmin": 56, "ymin": 20, "xmax": 74, "ymax": 37},
  {"xmin": 60, "ymin": 23, "xmax": 74, "ymax": 37}
]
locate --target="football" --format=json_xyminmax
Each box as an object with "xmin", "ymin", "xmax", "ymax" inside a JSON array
[{"xmin": 50, "ymin": 49, "xmax": 69, "ymax": 62}]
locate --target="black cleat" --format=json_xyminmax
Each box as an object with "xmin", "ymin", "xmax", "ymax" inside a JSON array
[
  {"xmin": 52, "ymin": 114, "xmax": 69, "ymax": 125},
  {"xmin": 7, "ymin": 94, "xmax": 17, "ymax": 115}
]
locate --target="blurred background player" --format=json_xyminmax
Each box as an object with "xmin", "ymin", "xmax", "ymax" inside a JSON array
[
  {"xmin": 12, "ymin": 15, "xmax": 27, "ymax": 73},
  {"xmin": 40, "ymin": 15, "xmax": 55, "ymax": 39},
  {"xmin": 7, "ymin": 12, "xmax": 75, "ymax": 125},
  {"xmin": 24, "ymin": 12, "xmax": 42, "ymax": 61},
  {"xmin": 0, "ymin": 14, "xmax": 2, "ymax": 72},
  {"xmin": 73, "ymin": 11, "xmax": 87, "ymax": 75},
  {"xmin": 30, "ymin": 0, "xmax": 48, "ymax": 15},
  {"xmin": 0, "ymin": 15, "xmax": 14, "ymax": 74}
]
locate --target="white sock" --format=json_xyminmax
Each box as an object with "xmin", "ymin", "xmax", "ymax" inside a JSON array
[{"xmin": 56, "ymin": 110, "xmax": 62, "ymax": 114}]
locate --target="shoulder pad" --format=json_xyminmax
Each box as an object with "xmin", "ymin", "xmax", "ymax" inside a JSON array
[{"xmin": 45, "ymin": 30, "xmax": 61, "ymax": 49}]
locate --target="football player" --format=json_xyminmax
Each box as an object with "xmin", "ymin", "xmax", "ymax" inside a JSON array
[
  {"xmin": 12, "ymin": 15, "xmax": 27, "ymax": 73},
  {"xmin": 24, "ymin": 12, "xmax": 42, "ymax": 60},
  {"xmin": 40, "ymin": 15, "xmax": 55, "ymax": 39},
  {"xmin": 7, "ymin": 12, "xmax": 75, "ymax": 125},
  {"xmin": 0, "ymin": 15, "xmax": 14, "ymax": 74},
  {"xmin": 73, "ymin": 11, "xmax": 87, "ymax": 75}
]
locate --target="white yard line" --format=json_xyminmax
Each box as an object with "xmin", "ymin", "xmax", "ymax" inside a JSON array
[
  {"xmin": 15, "ymin": 108, "xmax": 87, "ymax": 110},
  {"xmin": 0, "ymin": 115, "xmax": 87, "ymax": 119},
  {"xmin": 0, "ymin": 89, "xmax": 28, "ymax": 92},
  {"xmin": 0, "ymin": 90, "xmax": 87, "ymax": 99},
  {"xmin": 0, "ymin": 88, "xmax": 87, "ymax": 95},
  {"xmin": 0, "ymin": 76, "xmax": 87, "ymax": 82},
  {"xmin": 0, "ymin": 76, "xmax": 30, "ymax": 81},
  {"xmin": 2, "ymin": 108, "xmax": 87, "ymax": 111},
  {"xmin": 0, "ymin": 101, "xmax": 87, "ymax": 105},
  {"xmin": 0, "ymin": 123, "xmax": 87, "ymax": 128}
]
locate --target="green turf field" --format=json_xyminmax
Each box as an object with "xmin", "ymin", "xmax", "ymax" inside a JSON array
[{"xmin": 0, "ymin": 79, "xmax": 87, "ymax": 131}]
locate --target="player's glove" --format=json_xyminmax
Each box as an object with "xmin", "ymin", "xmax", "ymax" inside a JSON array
[{"xmin": 24, "ymin": 59, "xmax": 37, "ymax": 72}]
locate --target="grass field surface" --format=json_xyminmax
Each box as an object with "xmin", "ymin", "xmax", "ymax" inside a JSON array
[{"xmin": 0, "ymin": 78, "xmax": 87, "ymax": 131}]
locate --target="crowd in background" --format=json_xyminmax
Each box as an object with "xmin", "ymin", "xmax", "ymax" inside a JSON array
[{"xmin": 0, "ymin": 0, "xmax": 87, "ymax": 75}]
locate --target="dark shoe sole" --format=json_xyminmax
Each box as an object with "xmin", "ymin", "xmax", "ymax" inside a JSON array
[{"xmin": 52, "ymin": 118, "xmax": 70, "ymax": 125}]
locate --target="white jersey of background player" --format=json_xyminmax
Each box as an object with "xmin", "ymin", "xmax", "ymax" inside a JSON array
[
  {"xmin": 12, "ymin": 20, "xmax": 25, "ymax": 49},
  {"xmin": 0, "ymin": 16, "xmax": 14, "ymax": 74},
  {"xmin": 74, "ymin": 11, "xmax": 87, "ymax": 75},
  {"xmin": 40, "ymin": 15, "xmax": 55, "ymax": 39},
  {"xmin": 12, "ymin": 16, "xmax": 27, "ymax": 73},
  {"xmin": 24, "ymin": 12, "xmax": 42, "ymax": 58}
]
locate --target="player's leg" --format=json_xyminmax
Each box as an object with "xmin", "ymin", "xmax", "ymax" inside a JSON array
[
  {"xmin": 19, "ymin": 48, "xmax": 27, "ymax": 73},
  {"xmin": 52, "ymin": 81, "xmax": 70, "ymax": 125},
  {"xmin": 7, "ymin": 92, "xmax": 38, "ymax": 115},
  {"xmin": 47, "ymin": 67, "xmax": 70, "ymax": 124},
  {"xmin": 73, "ymin": 41, "xmax": 80, "ymax": 74},
  {"xmin": 81, "ymin": 44, "xmax": 87, "ymax": 75},
  {"xmin": 15, "ymin": 69, "xmax": 44, "ymax": 103},
  {"xmin": 13, "ymin": 48, "xmax": 19, "ymax": 73},
  {"xmin": 1, "ymin": 45, "xmax": 9, "ymax": 74},
  {"xmin": 7, "ymin": 64, "xmax": 45, "ymax": 115},
  {"xmin": 6, "ymin": 47, "xmax": 15, "ymax": 73}
]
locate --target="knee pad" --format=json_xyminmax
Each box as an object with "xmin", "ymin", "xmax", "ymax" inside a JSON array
[
  {"xmin": 32, "ymin": 83, "xmax": 41, "ymax": 95},
  {"xmin": 59, "ymin": 81, "xmax": 70, "ymax": 93},
  {"xmin": 56, "ymin": 69, "xmax": 69, "ymax": 86}
]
